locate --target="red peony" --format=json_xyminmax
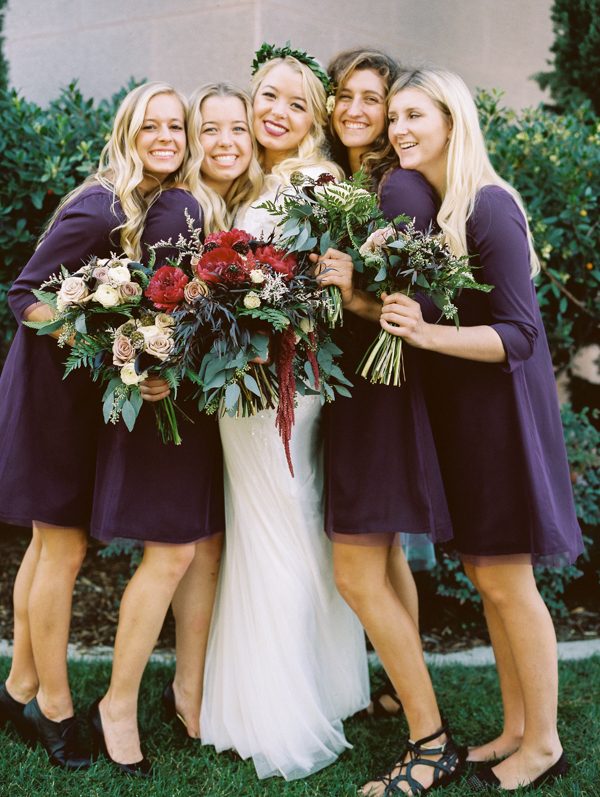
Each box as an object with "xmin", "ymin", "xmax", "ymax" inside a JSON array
[
  {"xmin": 204, "ymin": 229, "xmax": 253, "ymax": 254},
  {"xmin": 196, "ymin": 247, "xmax": 251, "ymax": 284},
  {"xmin": 254, "ymin": 245, "xmax": 297, "ymax": 279},
  {"xmin": 145, "ymin": 265, "xmax": 189, "ymax": 311}
]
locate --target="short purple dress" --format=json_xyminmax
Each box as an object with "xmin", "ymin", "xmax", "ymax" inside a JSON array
[
  {"xmin": 0, "ymin": 186, "xmax": 123, "ymax": 528},
  {"xmin": 90, "ymin": 189, "xmax": 225, "ymax": 544},
  {"xmin": 416, "ymin": 186, "xmax": 583, "ymax": 566},
  {"xmin": 324, "ymin": 169, "xmax": 452, "ymax": 549}
]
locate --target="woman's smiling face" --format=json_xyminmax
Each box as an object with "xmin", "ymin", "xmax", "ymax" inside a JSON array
[
  {"xmin": 199, "ymin": 95, "xmax": 253, "ymax": 196},
  {"xmin": 252, "ymin": 62, "xmax": 313, "ymax": 166}
]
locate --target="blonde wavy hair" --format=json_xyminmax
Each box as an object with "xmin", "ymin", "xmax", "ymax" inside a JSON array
[
  {"xmin": 41, "ymin": 82, "xmax": 189, "ymax": 259},
  {"xmin": 389, "ymin": 68, "xmax": 540, "ymax": 276},
  {"xmin": 250, "ymin": 55, "xmax": 342, "ymax": 190},
  {"xmin": 327, "ymin": 49, "xmax": 400, "ymax": 185},
  {"xmin": 184, "ymin": 83, "xmax": 263, "ymax": 234}
]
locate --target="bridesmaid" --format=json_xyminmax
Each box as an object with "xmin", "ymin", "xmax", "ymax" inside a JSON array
[
  {"xmin": 325, "ymin": 48, "xmax": 451, "ymax": 720},
  {"xmin": 131, "ymin": 82, "xmax": 262, "ymax": 743},
  {"xmin": 86, "ymin": 84, "xmax": 260, "ymax": 773},
  {"xmin": 0, "ymin": 81, "xmax": 186, "ymax": 770},
  {"xmin": 380, "ymin": 67, "xmax": 582, "ymax": 791}
]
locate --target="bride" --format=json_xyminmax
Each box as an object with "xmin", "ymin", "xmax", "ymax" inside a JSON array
[{"xmin": 200, "ymin": 45, "xmax": 370, "ymax": 780}]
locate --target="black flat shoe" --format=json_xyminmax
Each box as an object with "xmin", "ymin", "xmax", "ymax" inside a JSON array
[
  {"xmin": 162, "ymin": 681, "xmax": 199, "ymax": 740},
  {"xmin": 359, "ymin": 673, "xmax": 404, "ymax": 719},
  {"xmin": 467, "ymin": 752, "xmax": 569, "ymax": 791},
  {"xmin": 88, "ymin": 698, "xmax": 152, "ymax": 777},
  {"xmin": 22, "ymin": 698, "xmax": 90, "ymax": 770},
  {"xmin": 0, "ymin": 682, "xmax": 27, "ymax": 736}
]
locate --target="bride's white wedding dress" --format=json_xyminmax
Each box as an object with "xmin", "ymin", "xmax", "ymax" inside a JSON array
[{"xmin": 200, "ymin": 169, "xmax": 370, "ymax": 780}]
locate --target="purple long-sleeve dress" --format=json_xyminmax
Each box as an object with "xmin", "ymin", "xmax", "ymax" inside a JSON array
[
  {"xmin": 0, "ymin": 186, "xmax": 123, "ymax": 528},
  {"xmin": 416, "ymin": 185, "xmax": 583, "ymax": 565},
  {"xmin": 90, "ymin": 189, "xmax": 225, "ymax": 544},
  {"xmin": 324, "ymin": 169, "xmax": 452, "ymax": 549}
]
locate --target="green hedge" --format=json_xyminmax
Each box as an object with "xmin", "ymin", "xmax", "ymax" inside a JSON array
[
  {"xmin": 0, "ymin": 81, "xmax": 132, "ymax": 362},
  {"xmin": 0, "ymin": 82, "xmax": 597, "ymax": 616},
  {"xmin": 477, "ymin": 90, "xmax": 600, "ymax": 370}
]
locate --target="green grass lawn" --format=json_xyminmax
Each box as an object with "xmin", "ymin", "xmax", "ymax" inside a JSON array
[{"xmin": 0, "ymin": 656, "xmax": 598, "ymax": 796}]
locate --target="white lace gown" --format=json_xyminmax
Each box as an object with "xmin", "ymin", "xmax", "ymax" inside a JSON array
[{"xmin": 200, "ymin": 172, "xmax": 370, "ymax": 780}]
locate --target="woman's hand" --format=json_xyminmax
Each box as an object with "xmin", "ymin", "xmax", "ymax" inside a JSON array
[
  {"xmin": 380, "ymin": 292, "xmax": 431, "ymax": 348},
  {"xmin": 140, "ymin": 377, "xmax": 171, "ymax": 402},
  {"xmin": 311, "ymin": 248, "xmax": 354, "ymax": 307}
]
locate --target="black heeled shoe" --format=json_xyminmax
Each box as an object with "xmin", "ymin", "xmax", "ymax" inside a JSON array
[
  {"xmin": 22, "ymin": 697, "xmax": 90, "ymax": 770},
  {"xmin": 162, "ymin": 681, "xmax": 199, "ymax": 740},
  {"xmin": 0, "ymin": 682, "xmax": 27, "ymax": 736},
  {"xmin": 467, "ymin": 752, "xmax": 569, "ymax": 792},
  {"xmin": 88, "ymin": 698, "xmax": 152, "ymax": 777}
]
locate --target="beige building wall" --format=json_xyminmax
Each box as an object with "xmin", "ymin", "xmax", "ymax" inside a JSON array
[{"xmin": 6, "ymin": 0, "xmax": 553, "ymax": 109}]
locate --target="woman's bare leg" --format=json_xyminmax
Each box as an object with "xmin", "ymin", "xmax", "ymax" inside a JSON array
[
  {"xmin": 469, "ymin": 563, "xmax": 562, "ymax": 788},
  {"xmin": 170, "ymin": 533, "xmax": 223, "ymax": 737},
  {"xmin": 28, "ymin": 522, "xmax": 87, "ymax": 721},
  {"xmin": 98, "ymin": 541, "xmax": 196, "ymax": 764},
  {"xmin": 5, "ymin": 527, "xmax": 43, "ymax": 704}
]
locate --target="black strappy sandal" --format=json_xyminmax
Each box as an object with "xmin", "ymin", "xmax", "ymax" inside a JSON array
[
  {"xmin": 365, "ymin": 723, "xmax": 465, "ymax": 796},
  {"xmin": 360, "ymin": 674, "xmax": 404, "ymax": 719}
]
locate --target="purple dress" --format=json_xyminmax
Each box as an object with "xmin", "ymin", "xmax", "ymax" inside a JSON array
[
  {"xmin": 417, "ymin": 185, "xmax": 583, "ymax": 566},
  {"xmin": 324, "ymin": 169, "xmax": 452, "ymax": 548},
  {"xmin": 90, "ymin": 189, "xmax": 225, "ymax": 544},
  {"xmin": 0, "ymin": 186, "xmax": 123, "ymax": 528}
]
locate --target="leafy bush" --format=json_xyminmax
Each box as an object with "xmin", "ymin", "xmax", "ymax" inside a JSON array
[
  {"xmin": 477, "ymin": 90, "xmax": 600, "ymax": 370},
  {"xmin": 534, "ymin": 0, "xmax": 600, "ymax": 114},
  {"xmin": 0, "ymin": 81, "xmax": 134, "ymax": 363}
]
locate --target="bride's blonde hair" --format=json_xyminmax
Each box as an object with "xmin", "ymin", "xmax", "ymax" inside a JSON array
[
  {"xmin": 389, "ymin": 68, "xmax": 540, "ymax": 276},
  {"xmin": 41, "ymin": 82, "xmax": 189, "ymax": 259},
  {"xmin": 250, "ymin": 55, "xmax": 342, "ymax": 189},
  {"xmin": 184, "ymin": 83, "xmax": 263, "ymax": 234}
]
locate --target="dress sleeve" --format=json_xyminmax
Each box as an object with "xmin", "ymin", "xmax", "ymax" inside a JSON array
[
  {"xmin": 470, "ymin": 187, "xmax": 539, "ymax": 372},
  {"xmin": 142, "ymin": 189, "xmax": 204, "ymax": 262},
  {"xmin": 8, "ymin": 191, "xmax": 120, "ymax": 323},
  {"xmin": 378, "ymin": 168, "xmax": 439, "ymax": 232}
]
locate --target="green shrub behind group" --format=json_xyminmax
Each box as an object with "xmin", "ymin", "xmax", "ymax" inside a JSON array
[
  {"xmin": 0, "ymin": 81, "xmax": 132, "ymax": 363},
  {"xmin": 0, "ymin": 81, "xmax": 598, "ymax": 617}
]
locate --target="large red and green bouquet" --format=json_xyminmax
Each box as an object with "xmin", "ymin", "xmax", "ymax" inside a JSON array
[{"xmin": 154, "ymin": 226, "xmax": 350, "ymax": 473}]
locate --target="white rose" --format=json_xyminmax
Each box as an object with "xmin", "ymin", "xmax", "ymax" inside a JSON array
[
  {"xmin": 137, "ymin": 324, "xmax": 159, "ymax": 341},
  {"xmin": 250, "ymin": 269, "xmax": 266, "ymax": 285},
  {"xmin": 143, "ymin": 329, "xmax": 174, "ymax": 361},
  {"xmin": 107, "ymin": 265, "xmax": 132, "ymax": 286},
  {"xmin": 57, "ymin": 276, "xmax": 89, "ymax": 310},
  {"xmin": 120, "ymin": 362, "xmax": 146, "ymax": 385},
  {"xmin": 155, "ymin": 312, "xmax": 175, "ymax": 329},
  {"xmin": 93, "ymin": 283, "xmax": 121, "ymax": 307},
  {"xmin": 243, "ymin": 291, "xmax": 261, "ymax": 309}
]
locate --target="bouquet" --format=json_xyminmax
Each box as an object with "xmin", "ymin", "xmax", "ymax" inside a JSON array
[
  {"xmin": 152, "ymin": 224, "xmax": 352, "ymax": 474},
  {"xmin": 24, "ymin": 255, "xmax": 186, "ymax": 444},
  {"xmin": 357, "ymin": 222, "xmax": 493, "ymax": 385},
  {"xmin": 259, "ymin": 170, "xmax": 381, "ymax": 326}
]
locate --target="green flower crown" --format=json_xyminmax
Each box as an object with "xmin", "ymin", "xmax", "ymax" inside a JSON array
[{"xmin": 251, "ymin": 41, "xmax": 335, "ymax": 97}]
